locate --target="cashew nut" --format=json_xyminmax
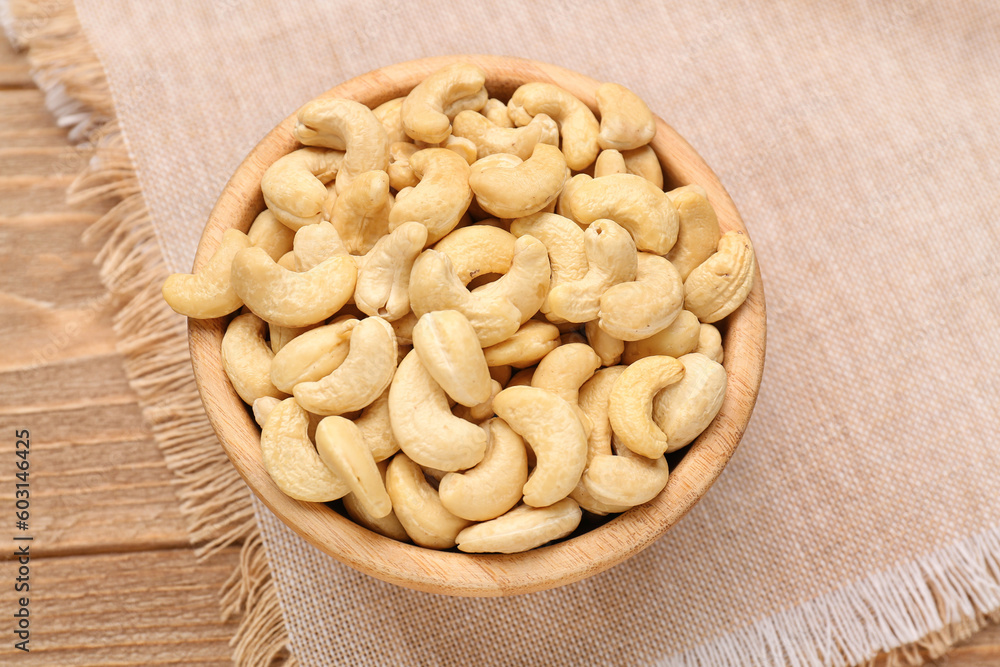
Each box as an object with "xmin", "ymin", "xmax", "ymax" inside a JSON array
[
  {"xmin": 269, "ymin": 317, "xmax": 358, "ymax": 393},
  {"xmin": 545, "ymin": 219, "xmax": 637, "ymax": 323},
  {"xmin": 277, "ymin": 251, "xmax": 298, "ymax": 271},
  {"xmin": 608, "ymin": 356, "xmax": 685, "ymax": 458},
  {"xmin": 387, "ymin": 141, "xmax": 420, "ymax": 191},
  {"xmin": 252, "ymin": 396, "xmax": 281, "ymax": 429},
  {"xmin": 292, "ymin": 220, "xmax": 348, "ymax": 271},
  {"xmin": 162, "ymin": 229, "xmax": 250, "ymax": 318},
  {"xmin": 268, "ymin": 322, "xmax": 316, "ymax": 354},
  {"xmin": 389, "ymin": 310, "xmax": 418, "ymax": 346},
  {"xmin": 621, "ymin": 145, "xmax": 663, "ymax": 189},
  {"xmin": 221, "ymin": 312, "xmax": 285, "ymax": 404},
  {"xmin": 508, "ymin": 82, "xmax": 600, "ymax": 170},
  {"xmin": 441, "ymin": 135, "xmax": 478, "ymax": 164},
  {"xmin": 489, "ymin": 365, "xmax": 513, "ymax": 387},
  {"xmin": 330, "ymin": 170, "xmax": 393, "ymax": 255},
  {"xmin": 261, "ymin": 147, "xmax": 344, "ymax": 230},
  {"xmin": 684, "ymin": 231, "xmax": 756, "ymax": 323},
  {"xmin": 412, "ymin": 310, "xmax": 492, "ymax": 407},
  {"xmin": 260, "ymin": 398, "xmax": 347, "ymax": 502},
  {"xmin": 599, "ymin": 252, "xmax": 684, "ymax": 341},
  {"xmin": 482, "ymin": 320, "xmax": 561, "ymax": 368},
  {"xmin": 665, "ymin": 185, "xmax": 721, "ymax": 281},
  {"xmin": 432, "ymin": 225, "xmax": 516, "ymax": 285},
  {"xmin": 652, "ymin": 352, "xmax": 727, "ymax": 452},
  {"xmin": 230, "ymin": 247, "xmax": 357, "ymax": 327},
  {"xmin": 452, "ymin": 379, "xmax": 502, "ymax": 423},
  {"xmin": 292, "ymin": 98, "xmax": 389, "ymax": 192},
  {"xmin": 291, "ymin": 316, "xmax": 396, "ymax": 415},
  {"xmin": 595, "ymin": 82, "xmax": 656, "ymax": 151},
  {"xmin": 452, "ymin": 109, "xmax": 559, "ymax": 160},
  {"xmin": 343, "ymin": 459, "xmax": 409, "ymax": 541},
  {"xmin": 439, "ymin": 418, "xmax": 528, "ymax": 522},
  {"xmin": 483, "ymin": 97, "xmax": 514, "ymax": 128},
  {"xmin": 354, "ymin": 388, "xmax": 400, "ymax": 462},
  {"xmin": 560, "ymin": 331, "xmax": 587, "ymax": 346},
  {"xmin": 594, "ymin": 149, "xmax": 627, "ymax": 178},
  {"xmin": 372, "ymin": 97, "xmax": 408, "ymax": 144},
  {"xmin": 570, "ymin": 365, "xmax": 631, "ymax": 515},
  {"xmin": 623, "ymin": 309, "xmax": 700, "ymax": 364},
  {"xmin": 568, "ymin": 173, "xmax": 679, "ymax": 254},
  {"xmin": 530, "ymin": 343, "xmax": 601, "ymax": 435},
  {"xmin": 506, "ymin": 367, "xmax": 535, "ymax": 388},
  {"xmin": 492, "ymin": 386, "xmax": 588, "ymax": 507},
  {"xmin": 401, "ymin": 62, "xmax": 486, "ymax": 144},
  {"xmin": 696, "ymin": 323, "xmax": 724, "ymax": 364},
  {"xmin": 247, "ymin": 210, "xmax": 294, "ymax": 261},
  {"xmin": 557, "ymin": 173, "xmax": 591, "ymax": 222},
  {"xmin": 469, "ymin": 143, "xmax": 568, "ymax": 219},
  {"xmin": 388, "ymin": 350, "xmax": 487, "ymax": 471},
  {"xmin": 385, "ymin": 452, "xmax": 471, "ymax": 549},
  {"xmin": 509, "ymin": 212, "xmax": 587, "ymax": 317},
  {"xmin": 387, "ymin": 148, "xmax": 472, "ymax": 245},
  {"xmin": 584, "ymin": 320, "xmax": 623, "ymax": 366},
  {"xmin": 315, "ymin": 416, "xmax": 392, "ymax": 519},
  {"xmin": 354, "ymin": 221, "xmax": 427, "ymax": 321},
  {"xmin": 455, "ymin": 498, "xmax": 581, "ymax": 554},
  {"xmin": 584, "ymin": 435, "xmax": 670, "ymax": 507}
]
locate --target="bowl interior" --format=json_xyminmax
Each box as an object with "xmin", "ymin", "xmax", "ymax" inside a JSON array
[{"xmin": 187, "ymin": 55, "xmax": 766, "ymax": 597}]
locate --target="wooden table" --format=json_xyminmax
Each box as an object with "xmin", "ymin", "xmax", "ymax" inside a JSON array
[{"xmin": 0, "ymin": 34, "xmax": 996, "ymax": 667}]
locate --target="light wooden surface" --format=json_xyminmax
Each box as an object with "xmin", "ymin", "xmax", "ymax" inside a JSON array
[
  {"xmin": 190, "ymin": 55, "xmax": 766, "ymax": 597},
  {"xmin": 0, "ymin": 35, "xmax": 997, "ymax": 664}
]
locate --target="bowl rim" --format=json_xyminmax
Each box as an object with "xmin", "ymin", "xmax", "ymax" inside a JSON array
[{"xmin": 187, "ymin": 54, "xmax": 766, "ymax": 597}]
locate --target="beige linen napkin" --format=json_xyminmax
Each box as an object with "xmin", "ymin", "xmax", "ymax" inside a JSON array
[{"xmin": 16, "ymin": 0, "xmax": 1000, "ymax": 663}]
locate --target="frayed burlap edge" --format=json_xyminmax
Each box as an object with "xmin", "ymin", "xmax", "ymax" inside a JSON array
[{"xmin": 3, "ymin": 1, "xmax": 293, "ymax": 665}]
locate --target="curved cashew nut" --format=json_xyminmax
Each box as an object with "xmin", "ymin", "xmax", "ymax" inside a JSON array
[
  {"xmin": 570, "ymin": 365, "xmax": 630, "ymax": 515},
  {"xmin": 385, "ymin": 453, "xmax": 471, "ymax": 549},
  {"xmin": 387, "ymin": 148, "xmax": 472, "ymax": 245},
  {"xmin": 492, "ymin": 386, "xmax": 588, "ymax": 507},
  {"xmin": 247, "ymin": 210, "xmax": 294, "ymax": 261},
  {"xmin": 343, "ymin": 459, "xmax": 409, "ymax": 541},
  {"xmin": 433, "ymin": 225, "xmax": 516, "ymax": 285},
  {"xmin": 557, "ymin": 173, "xmax": 591, "ymax": 222},
  {"xmin": 652, "ymin": 352, "xmax": 727, "ymax": 452},
  {"xmin": 330, "ymin": 170, "xmax": 393, "ymax": 255},
  {"xmin": 585, "ymin": 435, "xmax": 670, "ymax": 507},
  {"xmin": 599, "ymin": 252, "xmax": 684, "ymax": 341},
  {"xmin": 261, "ymin": 147, "xmax": 344, "ymax": 230},
  {"xmin": 684, "ymin": 231, "xmax": 756, "ymax": 323},
  {"xmin": 292, "ymin": 98, "xmax": 389, "ymax": 192},
  {"xmin": 292, "ymin": 316, "xmax": 396, "ymax": 415},
  {"xmin": 509, "ymin": 212, "xmax": 587, "ymax": 317},
  {"xmin": 354, "ymin": 221, "xmax": 426, "ymax": 321},
  {"xmin": 441, "ymin": 135, "xmax": 477, "ymax": 164},
  {"xmin": 456, "ymin": 498, "xmax": 581, "ymax": 554},
  {"xmin": 545, "ymin": 219, "xmax": 637, "ymax": 323},
  {"xmin": 621, "ymin": 145, "xmax": 664, "ymax": 189},
  {"xmin": 697, "ymin": 323, "xmax": 724, "ymax": 364},
  {"xmin": 506, "ymin": 367, "xmax": 535, "ymax": 388},
  {"xmin": 163, "ymin": 229, "xmax": 250, "ymax": 318},
  {"xmin": 412, "ymin": 310, "xmax": 492, "ymax": 407},
  {"xmin": 483, "ymin": 97, "xmax": 514, "ymax": 127},
  {"xmin": 595, "ymin": 82, "xmax": 656, "ymax": 151},
  {"xmin": 530, "ymin": 343, "xmax": 602, "ymax": 435},
  {"xmin": 292, "ymin": 220, "xmax": 348, "ymax": 271},
  {"xmin": 439, "ymin": 417, "xmax": 528, "ymax": 521},
  {"xmin": 252, "ymin": 396, "xmax": 281, "ymax": 429},
  {"xmin": 269, "ymin": 317, "xmax": 358, "ymax": 393},
  {"xmin": 387, "ymin": 141, "xmax": 420, "ymax": 191},
  {"xmin": 569, "ymin": 173, "xmax": 679, "ymax": 254},
  {"xmin": 388, "ymin": 350, "xmax": 487, "ymax": 471},
  {"xmin": 452, "ymin": 109, "xmax": 559, "ymax": 160},
  {"xmin": 315, "ymin": 416, "xmax": 392, "ymax": 519},
  {"xmin": 469, "ymin": 143, "xmax": 568, "ymax": 219},
  {"xmin": 666, "ymin": 185, "xmax": 721, "ymax": 281},
  {"xmin": 260, "ymin": 398, "xmax": 347, "ymax": 502},
  {"xmin": 277, "ymin": 251, "xmax": 298, "ymax": 271},
  {"xmin": 230, "ymin": 247, "xmax": 357, "ymax": 327},
  {"xmin": 594, "ymin": 149, "xmax": 627, "ymax": 178},
  {"xmin": 508, "ymin": 82, "xmax": 600, "ymax": 170},
  {"xmin": 584, "ymin": 320, "xmax": 623, "ymax": 366},
  {"xmin": 482, "ymin": 320, "xmax": 561, "ymax": 368},
  {"xmin": 354, "ymin": 388, "xmax": 400, "ymax": 462},
  {"xmin": 609, "ymin": 356, "xmax": 685, "ymax": 458},
  {"xmin": 452, "ymin": 379, "xmax": 502, "ymax": 423},
  {"xmin": 623, "ymin": 309, "xmax": 700, "ymax": 364},
  {"xmin": 221, "ymin": 312, "xmax": 285, "ymax": 404},
  {"xmin": 372, "ymin": 97, "xmax": 408, "ymax": 144},
  {"xmin": 401, "ymin": 62, "xmax": 486, "ymax": 144},
  {"xmin": 474, "ymin": 235, "xmax": 551, "ymax": 324}
]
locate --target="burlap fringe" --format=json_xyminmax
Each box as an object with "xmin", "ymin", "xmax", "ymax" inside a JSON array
[{"xmin": 4, "ymin": 1, "xmax": 292, "ymax": 664}]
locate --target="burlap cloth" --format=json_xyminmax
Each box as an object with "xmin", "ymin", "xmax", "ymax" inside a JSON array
[{"xmin": 7, "ymin": 0, "xmax": 1000, "ymax": 664}]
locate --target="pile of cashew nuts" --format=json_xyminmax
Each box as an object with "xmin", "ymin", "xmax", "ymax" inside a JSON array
[{"xmin": 162, "ymin": 63, "xmax": 756, "ymax": 554}]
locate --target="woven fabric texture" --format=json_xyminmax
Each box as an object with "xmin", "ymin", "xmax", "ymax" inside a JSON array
[{"xmin": 71, "ymin": 0, "xmax": 1000, "ymax": 663}]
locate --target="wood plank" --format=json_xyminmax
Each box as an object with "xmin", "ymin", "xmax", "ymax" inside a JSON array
[
  {"xmin": 0, "ymin": 549, "xmax": 239, "ymax": 665},
  {"xmin": 0, "ymin": 63, "xmax": 33, "ymax": 88},
  {"xmin": 0, "ymin": 146, "xmax": 95, "ymax": 177},
  {"xmin": 0, "ymin": 177, "xmax": 109, "ymax": 216},
  {"xmin": 0, "ymin": 127, "xmax": 73, "ymax": 147}
]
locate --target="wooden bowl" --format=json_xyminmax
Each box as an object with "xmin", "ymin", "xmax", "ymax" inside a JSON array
[{"xmin": 188, "ymin": 55, "xmax": 766, "ymax": 597}]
